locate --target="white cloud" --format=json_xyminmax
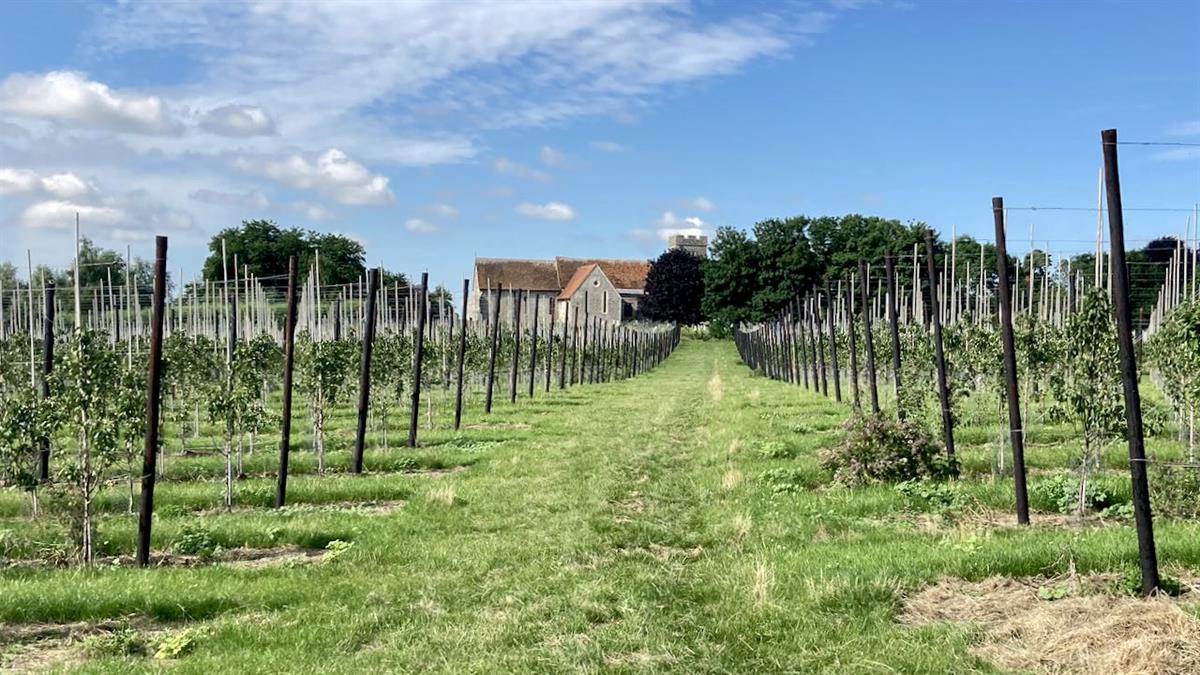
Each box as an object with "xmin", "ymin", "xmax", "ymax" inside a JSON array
[
  {"xmin": 404, "ymin": 217, "xmax": 440, "ymax": 233},
  {"xmin": 0, "ymin": 71, "xmax": 180, "ymax": 135},
  {"xmin": 0, "ymin": 168, "xmax": 95, "ymax": 199},
  {"xmin": 19, "ymin": 190, "xmax": 195, "ymax": 236},
  {"xmin": 21, "ymin": 201, "xmax": 125, "ymax": 229},
  {"xmin": 494, "ymin": 157, "xmax": 551, "ymax": 183},
  {"xmin": 293, "ymin": 201, "xmax": 336, "ymax": 221},
  {"xmin": 232, "ymin": 148, "xmax": 394, "ymax": 205},
  {"xmin": 684, "ymin": 197, "xmax": 715, "ymax": 212},
  {"xmin": 590, "ymin": 140, "xmax": 628, "ymax": 152},
  {"xmin": 189, "ymin": 188, "xmax": 270, "ymax": 210},
  {"xmin": 650, "ymin": 210, "xmax": 709, "ymax": 240},
  {"xmin": 93, "ymin": 2, "xmax": 822, "ymax": 134},
  {"xmin": 424, "ymin": 203, "xmax": 459, "ymax": 218},
  {"xmin": 198, "ymin": 104, "xmax": 276, "ymax": 136},
  {"xmin": 517, "ymin": 201, "xmax": 576, "ymax": 222},
  {"xmin": 540, "ymin": 146, "xmax": 568, "ymax": 167}
]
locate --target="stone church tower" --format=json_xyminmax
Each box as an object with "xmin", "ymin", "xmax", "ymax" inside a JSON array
[{"xmin": 667, "ymin": 234, "xmax": 708, "ymax": 258}]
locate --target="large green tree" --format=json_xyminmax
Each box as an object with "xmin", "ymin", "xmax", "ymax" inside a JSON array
[
  {"xmin": 702, "ymin": 227, "xmax": 761, "ymax": 335},
  {"xmin": 201, "ymin": 220, "xmax": 373, "ymax": 287},
  {"xmin": 202, "ymin": 220, "xmax": 308, "ymax": 286},
  {"xmin": 641, "ymin": 248, "xmax": 705, "ymax": 325},
  {"xmin": 807, "ymin": 214, "xmax": 925, "ymax": 283},
  {"xmin": 751, "ymin": 217, "xmax": 820, "ymax": 319}
]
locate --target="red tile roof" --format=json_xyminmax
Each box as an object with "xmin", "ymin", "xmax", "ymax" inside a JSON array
[
  {"xmin": 557, "ymin": 263, "xmax": 601, "ymax": 301},
  {"xmin": 473, "ymin": 256, "xmax": 650, "ymax": 294},
  {"xmin": 474, "ymin": 258, "xmax": 559, "ymax": 291},
  {"xmin": 555, "ymin": 257, "xmax": 650, "ymax": 291}
]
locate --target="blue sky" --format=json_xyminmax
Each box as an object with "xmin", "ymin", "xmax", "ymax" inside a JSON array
[{"xmin": 0, "ymin": 0, "xmax": 1196, "ymax": 289}]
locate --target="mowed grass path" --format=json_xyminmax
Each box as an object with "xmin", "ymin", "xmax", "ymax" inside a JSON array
[{"xmin": 6, "ymin": 338, "xmax": 1200, "ymax": 673}]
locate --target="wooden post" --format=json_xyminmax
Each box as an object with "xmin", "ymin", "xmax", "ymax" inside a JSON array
[
  {"xmin": 846, "ymin": 276, "xmax": 862, "ymax": 411},
  {"xmin": 454, "ymin": 278, "xmax": 469, "ymax": 431},
  {"xmin": 135, "ymin": 236, "xmax": 168, "ymax": 567},
  {"xmin": 795, "ymin": 305, "xmax": 810, "ymax": 389},
  {"xmin": 1103, "ymin": 128, "xmax": 1160, "ymax": 595},
  {"xmin": 992, "ymin": 197, "xmax": 1030, "ymax": 525},
  {"xmin": 529, "ymin": 295, "xmax": 540, "ymax": 397},
  {"xmin": 275, "ymin": 257, "xmax": 298, "ymax": 508},
  {"xmin": 858, "ymin": 261, "xmax": 880, "ymax": 413},
  {"xmin": 545, "ymin": 300, "xmax": 555, "ymax": 392},
  {"xmin": 352, "ymin": 268, "xmax": 380, "ymax": 473},
  {"xmin": 827, "ymin": 284, "xmax": 842, "ymax": 402},
  {"xmin": 570, "ymin": 305, "xmax": 579, "ymax": 385},
  {"xmin": 485, "ymin": 282, "xmax": 502, "ymax": 412},
  {"xmin": 509, "ymin": 290, "xmax": 522, "ymax": 403},
  {"xmin": 885, "ymin": 253, "xmax": 904, "ymax": 419},
  {"xmin": 924, "ymin": 230, "xmax": 956, "ymax": 461},
  {"xmin": 38, "ymin": 281, "xmax": 55, "ymax": 482},
  {"xmin": 408, "ymin": 272, "xmax": 428, "ymax": 447},
  {"xmin": 559, "ymin": 303, "xmax": 569, "ymax": 389},
  {"xmin": 814, "ymin": 298, "xmax": 828, "ymax": 396}
]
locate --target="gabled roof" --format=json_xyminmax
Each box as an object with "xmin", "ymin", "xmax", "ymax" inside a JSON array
[
  {"xmin": 555, "ymin": 257, "xmax": 650, "ymax": 291},
  {"xmin": 474, "ymin": 257, "xmax": 559, "ymax": 291},
  {"xmin": 558, "ymin": 263, "xmax": 606, "ymax": 301}
]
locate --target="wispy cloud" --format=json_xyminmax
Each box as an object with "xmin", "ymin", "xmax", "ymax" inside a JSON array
[
  {"xmin": 540, "ymin": 145, "xmax": 568, "ymax": 167},
  {"xmin": 404, "ymin": 217, "xmax": 440, "ymax": 233},
  {"xmin": 189, "ymin": 188, "xmax": 270, "ymax": 210},
  {"xmin": 198, "ymin": 104, "xmax": 276, "ymax": 137},
  {"xmin": 423, "ymin": 203, "xmax": 459, "ymax": 218},
  {"xmin": 591, "ymin": 140, "xmax": 628, "ymax": 152},
  {"xmin": 517, "ymin": 201, "xmax": 576, "ymax": 221},
  {"xmin": 494, "ymin": 157, "xmax": 552, "ymax": 183}
]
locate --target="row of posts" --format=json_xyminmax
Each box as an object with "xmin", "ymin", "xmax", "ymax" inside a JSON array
[
  {"xmin": 65, "ymin": 253, "xmax": 681, "ymax": 567},
  {"xmin": 734, "ymin": 129, "xmax": 1161, "ymax": 595}
]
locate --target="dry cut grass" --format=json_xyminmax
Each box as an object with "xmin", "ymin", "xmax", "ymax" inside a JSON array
[{"xmin": 900, "ymin": 575, "xmax": 1200, "ymax": 674}]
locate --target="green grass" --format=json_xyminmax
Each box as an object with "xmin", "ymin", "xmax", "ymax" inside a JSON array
[{"xmin": 3, "ymin": 338, "xmax": 1200, "ymax": 673}]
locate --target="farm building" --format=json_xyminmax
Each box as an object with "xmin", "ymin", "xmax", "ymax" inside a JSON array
[{"xmin": 469, "ymin": 256, "xmax": 652, "ymax": 325}]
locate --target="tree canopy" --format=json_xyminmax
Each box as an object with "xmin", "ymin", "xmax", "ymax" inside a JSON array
[
  {"xmin": 201, "ymin": 220, "xmax": 398, "ymax": 288},
  {"xmin": 641, "ymin": 248, "xmax": 705, "ymax": 325}
]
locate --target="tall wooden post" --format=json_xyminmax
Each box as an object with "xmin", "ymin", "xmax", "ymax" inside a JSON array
[
  {"xmin": 814, "ymin": 298, "xmax": 828, "ymax": 396},
  {"xmin": 38, "ymin": 281, "xmax": 55, "ymax": 482},
  {"xmin": 885, "ymin": 253, "xmax": 904, "ymax": 419},
  {"xmin": 484, "ymin": 283, "xmax": 503, "ymax": 412},
  {"xmin": 529, "ymin": 295, "xmax": 540, "ymax": 397},
  {"xmin": 408, "ymin": 272, "xmax": 428, "ymax": 447},
  {"xmin": 559, "ymin": 303, "xmax": 569, "ymax": 389},
  {"xmin": 846, "ymin": 276, "xmax": 861, "ymax": 411},
  {"xmin": 1103, "ymin": 128, "xmax": 1160, "ymax": 595},
  {"xmin": 858, "ymin": 261, "xmax": 880, "ymax": 413},
  {"xmin": 136, "ymin": 236, "xmax": 168, "ymax": 567},
  {"xmin": 545, "ymin": 301, "xmax": 555, "ymax": 392},
  {"xmin": 569, "ymin": 306, "xmax": 579, "ymax": 386},
  {"xmin": 924, "ymin": 230, "xmax": 956, "ymax": 460},
  {"xmin": 275, "ymin": 257, "xmax": 298, "ymax": 508},
  {"xmin": 993, "ymin": 197, "xmax": 1030, "ymax": 525},
  {"xmin": 509, "ymin": 290, "xmax": 522, "ymax": 403},
  {"xmin": 454, "ymin": 278, "xmax": 469, "ymax": 431},
  {"xmin": 352, "ymin": 268, "xmax": 379, "ymax": 473},
  {"xmin": 826, "ymin": 284, "xmax": 842, "ymax": 402},
  {"xmin": 796, "ymin": 305, "xmax": 810, "ymax": 389}
]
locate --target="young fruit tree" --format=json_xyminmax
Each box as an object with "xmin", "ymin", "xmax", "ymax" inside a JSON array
[{"xmin": 1053, "ymin": 288, "xmax": 1125, "ymax": 515}]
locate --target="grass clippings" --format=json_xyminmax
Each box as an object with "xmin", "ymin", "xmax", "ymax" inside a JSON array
[{"xmin": 900, "ymin": 575, "xmax": 1200, "ymax": 674}]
